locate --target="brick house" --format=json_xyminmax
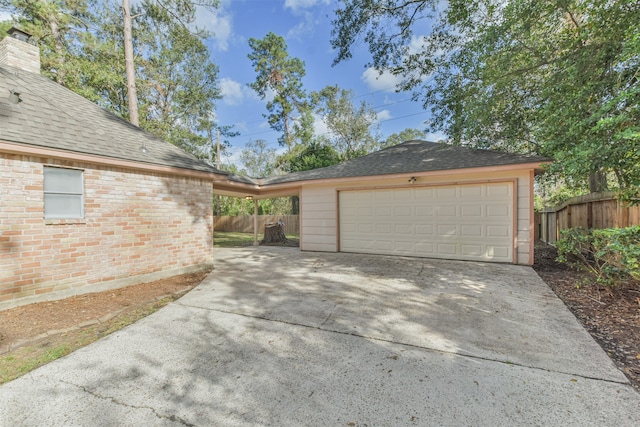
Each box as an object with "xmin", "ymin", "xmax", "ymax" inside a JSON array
[
  {"xmin": 0, "ymin": 30, "xmax": 227, "ymax": 309},
  {"xmin": 1, "ymin": 29, "xmax": 548, "ymax": 310}
]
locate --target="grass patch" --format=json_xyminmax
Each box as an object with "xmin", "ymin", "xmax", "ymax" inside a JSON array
[
  {"xmin": 214, "ymin": 231, "xmax": 300, "ymax": 247},
  {"xmin": 214, "ymin": 231, "xmax": 262, "ymax": 247},
  {"xmin": 0, "ymin": 297, "xmax": 175, "ymax": 385}
]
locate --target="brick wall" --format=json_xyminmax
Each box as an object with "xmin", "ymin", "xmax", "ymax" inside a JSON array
[{"xmin": 0, "ymin": 153, "xmax": 214, "ymax": 309}]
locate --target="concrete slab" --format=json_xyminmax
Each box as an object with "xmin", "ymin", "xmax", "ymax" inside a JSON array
[
  {"xmin": 1, "ymin": 247, "xmax": 638, "ymax": 426},
  {"xmin": 183, "ymin": 247, "xmax": 627, "ymax": 382}
]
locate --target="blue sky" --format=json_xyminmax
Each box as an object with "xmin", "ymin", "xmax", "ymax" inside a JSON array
[
  {"xmin": 196, "ymin": 0, "xmax": 444, "ymax": 167},
  {"xmin": 0, "ymin": 0, "xmax": 445, "ymax": 168}
]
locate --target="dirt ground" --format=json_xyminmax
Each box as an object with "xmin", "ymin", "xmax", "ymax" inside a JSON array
[
  {"xmin": 0, "ymin": 271, "xmax": 209, "ymax": 355},
  {"xmin": 532, "ymin": 242, "xmax": 640, "ymax": 391},
  {"xmin": 1, "ymin": 244, "xmax": 638, "ymax": 391}
]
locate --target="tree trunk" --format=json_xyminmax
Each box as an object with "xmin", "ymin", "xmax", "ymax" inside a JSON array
[
  {"xmin": 261, "ymin": 222, "xmax": 288, "ymax": 245},
  {"xmin": 589, "ymin": 170, "xmax": 608, "ymax": 193},
  {"xmin": 122, "ymin": 0, "xmax": 139, "ymax": 126},
  {"xmin": 48, "ymin": 13, "xmax": 65, "ymax": 85}
]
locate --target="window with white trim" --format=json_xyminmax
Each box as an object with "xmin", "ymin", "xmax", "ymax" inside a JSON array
[{"xmin": 43, "ymin": 166, "xmax": 84, "ymax": 219}]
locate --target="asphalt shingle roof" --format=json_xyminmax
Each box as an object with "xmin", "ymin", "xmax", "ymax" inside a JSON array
[
  {"xmin": 0, "ymin": 65, "xmax": 220, "ymax": 174},
  {"xmin": 260, "ymin": 140, "xmax": 550, "ymax": 185}
]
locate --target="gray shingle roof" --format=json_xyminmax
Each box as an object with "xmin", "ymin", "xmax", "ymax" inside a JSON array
[
  {"xmin": 0, "ymin": 65, "xmax": 220, "ymax": 174},
  {"xmin": 261, "ymin": 140, "xmax": 550, "ymax": 185}
]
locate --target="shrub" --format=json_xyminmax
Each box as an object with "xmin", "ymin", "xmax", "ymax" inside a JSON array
[{"xmin": 556, "ymin": 226, "xmax": 640, "ymax": 286}]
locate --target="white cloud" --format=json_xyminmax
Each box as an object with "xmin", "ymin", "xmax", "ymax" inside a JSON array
[
  {"xmin": 193, "ymin": 5, "xmax": 233, "ymax": 51},
  {"xmin": 220, "ymin": 78, "xmax": 244, "ymax": 106},
  {"xmin": 283, "ymin": 0, "xmax": 329, "ymax": 40},
  {"xmin": 408, "ymin": 35, "xmax": 427, "ymax": 55},
  {"xmin": 312, "ymin": 113, "xmax": 329, "ymax": 136},
  {"xmin": 286, "ymin": 20, "xmax": 310, "ymax": 40},
  {"xmin": 375, "ymin": 110, "xmax": 392, "ymax": 122},
  {"xmin": 221, "ymin": 145, "xmax": 243, "ymax": 168},
  {"xmin": 284, "ymin": 0, "xmax": 330, "ymax": 12},
  {"xmin": 220, "ymin": 78, "xmax": 261, "ymax": 106},
  {"xmin": 361, "ymin": 68, "xmax": 402, "ymax": 92},
  {"xmin": 424, "ymin": 130, "xmax": 447, "ymax": 142},
  {"xmin": 0, "ymin": 11, "xmax": 13, "ymax": 21}
]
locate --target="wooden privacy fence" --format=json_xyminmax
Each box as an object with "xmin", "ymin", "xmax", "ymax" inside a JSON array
[
  {"xmin": 536, "ymin": 192, "xmax": 640, "ymax": 244},
  {"xmin": 214, "ymin": 215, "xmax": 300, "ymax": 234}
]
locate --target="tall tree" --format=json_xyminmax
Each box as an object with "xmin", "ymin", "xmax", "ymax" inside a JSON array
[
  {"xmin": 312, "ymin": 85, "xmax": 381, "ymax": 159},
  {"xmin": 1, "ymin": 0, "xmax": 93, "ymax": 84},
  {"xmin": 247, "ymin": 32, "xmax": 309, "ymax": 151},
  {"xmin": 121, "ymin": 0, "xmax": 138, "ymax": 125},
  {"xmin": 331, "ymin": 0, "xmax": 640, "ymax": 196},
  {"xmin": 3, "ymin": 0, "xmax": 225, "ymax": 159}
]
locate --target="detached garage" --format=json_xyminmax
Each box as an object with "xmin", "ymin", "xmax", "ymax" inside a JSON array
[
  {"xmin": 339, "ymin": 181, "xmax": 514, "ymax": 262},
  {"xmin": 222, "ymin": 140, "xmax": 549, "ymax": 265}
]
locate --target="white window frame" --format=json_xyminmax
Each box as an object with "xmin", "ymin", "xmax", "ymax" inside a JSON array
[{"xmin": 43, "ymin": 166, "xmax": 85, "ymax": 219}]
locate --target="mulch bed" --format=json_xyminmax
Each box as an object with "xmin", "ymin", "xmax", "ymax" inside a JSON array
[{"xmin": 532, "ymin": 242, "xmax": 640, "ymax": 390}]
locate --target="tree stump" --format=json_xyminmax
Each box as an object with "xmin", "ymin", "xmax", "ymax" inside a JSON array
[{"xmin": 261, "ymin": 221, "xmax": 288, "ymax": 245}]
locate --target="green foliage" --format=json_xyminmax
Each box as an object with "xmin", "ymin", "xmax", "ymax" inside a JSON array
[
  {"xmin": 2, "ymin": 0, "xmax": 224, "ymax": 160},
  {"xmin": 534, "ymin": 175, "xmax": 589, "ymax": 210},
  {"xmin": 331, "ymin": 0, "xmax": 640, "ymax": 194},
  {"xmin": 557, "ymin": 226, "xmax": 640, "ymax": 286},
  {"xmin": 0, "ymin": 20, "xmax": 12, "ymax": 36},
  {"xmin": 383, "ymin": 128, "xmax": 427, "ymax": 148},
  {"xmin": 278, "ymin": 141, "xmax": 343, "ymax": 173}
]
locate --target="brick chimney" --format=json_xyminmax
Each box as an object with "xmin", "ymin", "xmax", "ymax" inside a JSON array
[{"xmin": 0, "ymin": 27, "xmax": 40, "ymax": 74}]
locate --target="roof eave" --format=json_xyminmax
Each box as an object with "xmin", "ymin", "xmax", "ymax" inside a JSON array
[
  {"xmin": 261, "ymin": 161, "xmax": 551, "ymax": 188},
  {"xmin": 0, "ymin": 140, "xmax": 224, "ymax": 181}
]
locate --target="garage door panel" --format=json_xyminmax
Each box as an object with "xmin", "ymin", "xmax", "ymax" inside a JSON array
[
  {"xmin": 339, "ymin": 182, "xmax": 513, "ymax": 262},
  {"xmin": 436, "ymin": 205, "xmax": 457, "ymax": 217},
  {"xmin": 461, "ymin": 185, "xmax": 483, "ymax": 197},
  {"xmin": 487, "ymin": 184, "xmax": 511, "ymax": 198},
  {"xmin": 376, "ymin": 224, "xmax": 392, "ymax": 233},
  {"xmin": 437, "ymin": 243, "xmax": 458, "ymax": 255},
  {"xmin": 375, "ymin": 206, "xmax": 393, "ymax": 216},
  {"xmin": 394, "ymin": 206, "xmax": 412, "ymax": 216},
  {"xmin": 488, "ymin": 246, "xmax": 510, "ymax": 259},
  {"xmin": 436, "ymin": 187, "xmax": 457, "ymax": 198},
  {"xmin": 374, "ymin": 191, "xmax": 394, "ymax": 203},
  {"xmin": 358, "ymin": 223, "xmax": 374, "ymax": 233},
  {"xmin": 416, "ymin": 206, "xmax": 434, "ymax": 217},
  {"xmin": 487, "ymin": 204, "xmax": 510, "ymax": 217},
  {"xmin": 437, "ymin": 224, "xmax": 458, "ymax": 236},
  {"xmin": 395, "ymin": 224, "xmax": 413, "ymax": 234},
  {"xmin": 461, "ymin": 244, "xmax": 483, "ymax": 257},
  {"xmin": 461, "ymin": 225, "xmax": 483, "ymax": 237},
  {"xmin": 415, "ymin": 224, "xmax": 434, "ymax": 235},
  {"xmin": 415, "ymin": 242, "xmax": 435, "ymax": 254},
  {"xmin": 461, "ymin": 205, "xmax": 483, "ymax": 217},
  {"xmin": 487, "ymin": 225, "xmax": 510, "ymax": 237},
  {"xmin": 394, "ymin": 190, "xmax": 414, "ymax": 202},
  {"xmin": 374, "ymin": 240, "xmax": 394, "ymax": 251}
]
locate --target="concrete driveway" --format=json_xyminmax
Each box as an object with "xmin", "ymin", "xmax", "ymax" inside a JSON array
[{"xmin": 1, "ymin": 247, "xmax": 639, "ymax": 426}]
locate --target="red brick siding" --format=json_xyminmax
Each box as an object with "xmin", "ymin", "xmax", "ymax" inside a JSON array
[{"xmin": 0, "ymin": 153, "xmax": 214, "ymax": 308}]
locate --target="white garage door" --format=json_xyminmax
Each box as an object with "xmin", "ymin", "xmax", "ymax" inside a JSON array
[{"xmin": 339, "ymin": 182, "xmax": 514, "ymax": 262}]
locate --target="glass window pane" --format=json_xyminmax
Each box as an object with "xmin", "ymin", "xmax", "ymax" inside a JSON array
[
  {"xmin": 44, "ymin": 194, "xmax": 84, "ymax": 219},
  {"xmin": 44, "ymin": 167, "xmax": 83, "ymax": 194}
]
